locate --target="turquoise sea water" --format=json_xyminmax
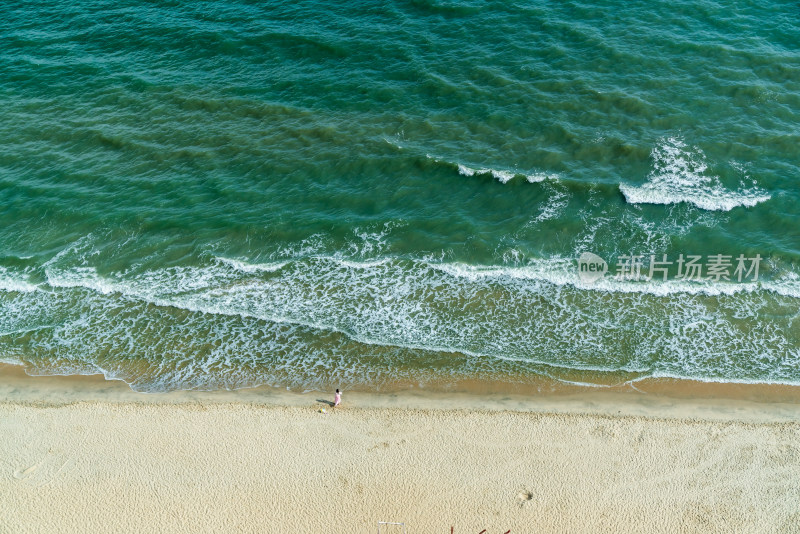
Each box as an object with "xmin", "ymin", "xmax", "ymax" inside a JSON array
[{"xmin": 1, "ymin": 1, "xmax": 799, "ymax": 392}]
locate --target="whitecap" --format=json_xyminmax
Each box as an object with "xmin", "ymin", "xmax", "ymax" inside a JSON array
[
  {"xmin": 0, "ymin": 266, "xmax": 38, "ymax": 293},
  {"xmin": 427, "ymin": 155, "xmax": 555, "ymax": 185},
  {"xmin": 457, "ymin": 163, "xmax": 515, "ymax": 184},
  {"xmin": 620, "ymin": 137, "xmax": 770, "ymax": 211}
]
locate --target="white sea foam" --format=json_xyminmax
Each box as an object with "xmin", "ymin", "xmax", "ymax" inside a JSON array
[
  {"xmin": 0, "ymin": 267, "xmax": 38, "ymax": 293},
  {"xmin": 45, "ymin": 266, "xmax": 119, "ymax": 295},
  {"xmin": 29, "ymin": 255, "xmax": 800, "ymax": 390},
  {"xmin": 427, "ymin": 155, "xmax": 557, "ymax": 185},
  {"xmin": 333, "ymin": 257, "xmax": 392, "ymax": 269},
  {"xmin": 525, "ymin": 171, "xmax": 559, "ymax": 183},
  {"xmin": 426, "ymin": 257, "xmax": 800, "ymax": 298},
  {"xmin": 457, "ymin": 163, "xmax": 515, "ymax": 183},
  {"xmin": 216, "ymin": 257, "xmax": 288, "ymax": 273},
  {"xmin": 456, "ymin": 164, "xmax": 560, "ymax": 185},
  {"xmin": 0, "ymin": 356, "xmax": 23, "ymax": 366},
  {"xmin": 270, "ymin": 233, "xmax": 329, "ymax": 260},
  {"xmin": 9, "ymin": 237, "xmax": 800, "ymax": 392},
  {"xmin": 42, "ymin": 251, "xmax": 800, "ymax": 315},
  {"xmin": 344, "ymin": 221, "xmax": 403, "ymax": 258},
  {"xmin": 620, "ymin": 137, "xmax": 771, "ymax": 211},
  {"xmin": 530, "ymin": 182, "xmax": 569, "ymax": 224}
]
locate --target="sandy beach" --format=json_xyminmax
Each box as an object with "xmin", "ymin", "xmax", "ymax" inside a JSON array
[
  {"xmin": 3, "ymin": 0, "xmax": 799, "ymax": 532},
  {"xmin": 2, "ymin": 366, "xmax": 799, "ymax": 534}
]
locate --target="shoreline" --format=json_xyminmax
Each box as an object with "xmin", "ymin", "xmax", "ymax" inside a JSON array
[
  {"xmin": 3, "ymin": 362, "xmax": 800, "ymax": 422},
  {"xmin": 3, "ymin": 363, "xmax": 800, "ymax": 532}
]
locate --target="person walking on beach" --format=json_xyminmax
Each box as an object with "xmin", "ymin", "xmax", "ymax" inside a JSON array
[{"xmin": 334, "ymin": 388, "xmax": 341, "ymax": 408}]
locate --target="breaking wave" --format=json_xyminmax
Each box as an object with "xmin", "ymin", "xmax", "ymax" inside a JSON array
[
  {"xmin": 2, "ymin": 245, "xmax": 799, "ymax": 391},
  {"xmin": 620, "ymin": 137, "xmax": 771, "ymax": 211}
]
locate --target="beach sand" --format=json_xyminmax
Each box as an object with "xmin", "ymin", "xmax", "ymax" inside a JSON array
[{"xmin": 1, "ymin": 366, "xmax": 799, "ymax": 533}]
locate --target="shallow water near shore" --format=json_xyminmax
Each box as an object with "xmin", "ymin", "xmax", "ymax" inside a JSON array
[{"xmin": 1, "ymin": 1, "xmax": 799, "ymax": 392}]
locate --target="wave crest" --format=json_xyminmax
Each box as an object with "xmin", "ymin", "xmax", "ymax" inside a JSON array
[{"xmin": 620, "ymin": 137, "xmax": 771, "ymax": 211}]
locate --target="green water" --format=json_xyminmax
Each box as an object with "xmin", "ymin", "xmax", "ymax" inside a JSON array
[{"xmin": 1, "ymin": 0, "xmax": 799, "ymax": 391}]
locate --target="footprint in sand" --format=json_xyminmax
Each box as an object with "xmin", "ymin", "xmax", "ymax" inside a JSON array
[
  {"xmin": 516, "ymin": 490, "xmax": 533, "ymax": 506},
  {"xmin": 13, "ymin": 451, "xmax": 71, "ymax": 487},
  {"xmin": 13, "ymin": 462, "xmax": 41, "ymax": 480}
]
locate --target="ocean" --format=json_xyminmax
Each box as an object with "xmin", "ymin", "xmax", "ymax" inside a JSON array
[{"xmin": 1, "ymin": 0, "xmax": 799, "ymax": 392}]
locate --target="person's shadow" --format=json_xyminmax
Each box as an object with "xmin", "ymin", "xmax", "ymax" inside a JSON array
[{"xmin": 316, "ymin": 399, "xmax": 334, "ymax": 407}]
